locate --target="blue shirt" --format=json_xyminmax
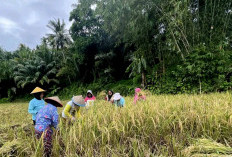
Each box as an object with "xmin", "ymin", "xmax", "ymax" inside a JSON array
[
  {"xmin": 28, "ymin": 98, "xmax": 45, "ymax": 120},
  {"xmin": 35, "ymin": 103, "xmax": 59, "ymax": 132},
  {"xmin": 114, "ymin": 97, "xmax": 125, "ymax": 107}
]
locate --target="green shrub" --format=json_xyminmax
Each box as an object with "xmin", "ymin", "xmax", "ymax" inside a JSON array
[
  {"xmin": 58, "ymin": 79, "xmax": 138, "ymax": 100},
  {"xmin": 0, "ymin": 98, "xmax": 9, "ymax": 104},
  {"xmin": 147, "ymin": 45, "xmax": 232, "ymax": 94}
]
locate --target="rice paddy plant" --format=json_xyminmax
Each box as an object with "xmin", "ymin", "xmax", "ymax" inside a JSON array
[{"xmin": 1, "ymin": 93, "xmax": 232, "ymax": 156}]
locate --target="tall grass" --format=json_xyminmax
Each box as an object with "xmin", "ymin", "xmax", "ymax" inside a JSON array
[{"xmin": 1, "ymin": 93, "xmax": 232, "ymax": 156}]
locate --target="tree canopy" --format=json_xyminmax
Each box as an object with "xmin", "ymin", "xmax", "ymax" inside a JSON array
[{"xmin": 0, "ymin": 0, "xmax": 231, "ymax": 99}]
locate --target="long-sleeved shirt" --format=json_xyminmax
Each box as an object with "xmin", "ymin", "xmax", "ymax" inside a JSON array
[
  {"xmin": 114, "ymin": 97, "xmax": 125, "ymax": 107},
  {"xmin": 84, "ymin": 96, "xmax": 96, "ymax": 102},
  {"xmin": 35, "ymin": 103, "xmax": 59, "ymax": 132},
  {"xmin": 134, "ymin": 91, "xmax": 146, "ymax": 104},
  {"xmin": 106, "ymin": 95, "xmax": 113, "ymax": 101},
  {"xmin": 28, "ymin": 98, "xmax": 45, "ymax": 120},
  {"xmin": 62, "ymin": 101, "xmax": 81, "ymax": 119}
]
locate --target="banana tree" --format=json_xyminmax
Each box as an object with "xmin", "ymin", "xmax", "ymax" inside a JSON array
[{"xmin": 126, "ymin": 52, "xmax": 147, "ymax": 88}]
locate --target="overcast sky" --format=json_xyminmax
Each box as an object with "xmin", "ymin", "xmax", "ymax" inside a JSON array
[{"xmin": 0, "ymin": 0, "xmax": 76, "ymax": 51}]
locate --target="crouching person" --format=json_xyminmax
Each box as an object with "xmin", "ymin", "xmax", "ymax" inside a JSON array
[
  {"xmin": 112, "ymin": 93, "xmax": 125, "ymax": 107},
  {"xmin": 62, "ymin": 96, "xmax": 85, "ymax": 122},
  {"xmin": 35, "ymin": 96, "xmax": 63, "ymax": 157},
  {"xmin": 134, "ymin": 88, "xmax": 146, "ymax": 104}
]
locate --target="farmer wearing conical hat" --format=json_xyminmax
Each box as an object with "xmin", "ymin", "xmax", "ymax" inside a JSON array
[
  {"xmin": 62, "ymin": 95, "xmax": 85, "ymax": 122},
  {"xmin": 35, "ymin": 96, "xmax": 63, "ymax": 157},
  {"xmin": 28, "ymin": 87, "xmax": 46, "ymax": 125}
]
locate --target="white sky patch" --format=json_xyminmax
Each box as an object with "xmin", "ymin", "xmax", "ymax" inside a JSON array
[
  {"xmin": 159, "ymin": 23, "xmax": 165, "ymax": 34},
  {"xmin": 91, "ymin": 4, "xmax": 97, "ymax": 10},
  {"xmin": 66, "ymin": 20, "xmax": 73, "ymax": 30},
  {"xmin": 226, "ymin": 9, "xmax": 232, "ymax": 14},
  {"xmin": 142, "ymin": 9, "xmax": 146, "ymax": 15}
]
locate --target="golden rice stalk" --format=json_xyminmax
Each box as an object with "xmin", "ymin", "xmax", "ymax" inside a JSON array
[
  {"xmin": 182, "ymin": 138, "xmax": 232, "ymax": 156},
  {"xmin": 97, "ymin": 91, "xmax": 107, "ymax": 100},
  {"xmin": 0, "ymin": 139, "xmax": 24, "ymax": 155}
]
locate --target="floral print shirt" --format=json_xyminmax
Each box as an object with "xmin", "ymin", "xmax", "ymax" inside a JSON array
[{"xmin": 35, "ymin": 103, "xmax": 59, "ymax": 132}]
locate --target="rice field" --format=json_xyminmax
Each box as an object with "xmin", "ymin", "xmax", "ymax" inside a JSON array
[{"xmin": 1, "ymin": 93, "xmax": 232, "ymax": 156}]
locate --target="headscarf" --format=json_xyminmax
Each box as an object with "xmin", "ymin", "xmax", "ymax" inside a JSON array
[
  {"xmin": 134, "ymin": 88, "xmax": 146, "ymax": 104},
  {"xmin": 135, "ymin": 88, "xmax": 141, "ymax": 93},
  {"xmin": 87, "ymin": 90, "xmax": 93, "ymax": 98},
  {"xmin": 107, "ymin": 90, "xmax": 114, "ymax": 101}
]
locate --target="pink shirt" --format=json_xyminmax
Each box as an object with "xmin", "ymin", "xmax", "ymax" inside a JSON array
[
  {"xmin": 134, "ymin": 94, "xmax": 146, "ymax": 104},
  {"xmin": 84, "ymin": 96, "xmax": 96, "ymax": 102}
]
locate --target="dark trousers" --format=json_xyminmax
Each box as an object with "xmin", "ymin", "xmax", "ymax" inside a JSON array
[
  {"xmin": 35, "ymin": 127, "xmax": 53, "ymax": 157},
  {"xmin": 33, "ymin": 120, "xmax": 36, "ymax": 125}
]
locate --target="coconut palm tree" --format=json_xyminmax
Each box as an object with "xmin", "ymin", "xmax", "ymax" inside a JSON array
[{"xmin": 46, "ymin": 19, "xmax": 72, "ymax": 50}]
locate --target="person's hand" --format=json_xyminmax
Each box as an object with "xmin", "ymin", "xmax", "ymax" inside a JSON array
[{"xmin": 71, "ymin": 117, "xmax": 76, "ymax": 122}]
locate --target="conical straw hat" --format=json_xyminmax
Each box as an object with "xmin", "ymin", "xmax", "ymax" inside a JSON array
[
  {"xmin": 44, "ymin": 96, "xmax": 63, "ymax": 107},
  {"xmin": 30, "ymin": 87, "xmax": 46, "ymax": 94},
  {"xmin": 72, "ymin": 95, "xmax": 85, "ymax": 107}
]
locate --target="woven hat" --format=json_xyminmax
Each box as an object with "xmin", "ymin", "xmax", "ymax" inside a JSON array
[
  {"xmin": 72, "ymin": 95, "xmax": 85, "ymax": 107},
  {"xmin": 113, "ymin": 93, "xmax": 122, "ymax": 101},
  {"xmin": 44, "ymin": 96, "xmax": 63, "ymax": 107},
  {"xmin": 30, "ymin": 87, "xmax": 46, "ymax": 94}
]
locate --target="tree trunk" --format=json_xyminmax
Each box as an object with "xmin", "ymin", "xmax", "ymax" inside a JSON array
[
  {"xmin": 199, "ymin": 78, "xmax": 202, "ymax": 94},
  {"xmin": 93, "ymin": 69, "xmax": 96, "ymax": 83},
  {"xmin": 161, "ymin": 50, "xmax": 165, "ymax": 74},
  {"xmin": 171, "ymin": 30, "xmax": 185, "ymax": 60},
  {"xmin": 141, "ymin": 71, "xmax": 146, "ymax": 88},
  {"xmin": 163, "ymin": 58, "xmax": 165, "ymax": 74},
  {"xmin": 68, "ymin": 75, "xmax": 71, "ymax": 85}
]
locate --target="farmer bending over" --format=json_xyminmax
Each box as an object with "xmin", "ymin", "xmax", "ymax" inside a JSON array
[
  {"xmin": 62, "ymin": 96, "xmax": 85, "ymax": 122},
  {"xmin": 112, "ymin": 93, "xmax": 125, "ymax": 107},
  {"xmin": 134, "ymin": 88, "xmax": 146, "ymax": 104},
  {"xmin": 28, "ymin": 87, "xmax": 46, "ymax": 125},
  {"xmin": 106, "ymin": 90, "xmax": 114, "ymax": 102},
  {"xmin": 35, "ymin": 96, "xmax": 63, "ymax": 157}
]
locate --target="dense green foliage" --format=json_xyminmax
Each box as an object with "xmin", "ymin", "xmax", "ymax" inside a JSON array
[{"xmin": 0, "ymin": 0, "xmax": 232, "ymax": 100}]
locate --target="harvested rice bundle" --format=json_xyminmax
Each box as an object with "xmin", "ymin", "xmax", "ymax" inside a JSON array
[
  {"xmin": 98, "ymin": 91, "xmax": 107, "ymax": 100},
  {"xmin": 0, "ymin": 139, "xmax": 24, "ymax": 155},
  {"xmin": 182, "ymin": 139, "xmax": 232, "ymax": 156},
  {"xmin": 190, "ymin": 153, "xmax": 231, "ymax": 157}
]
